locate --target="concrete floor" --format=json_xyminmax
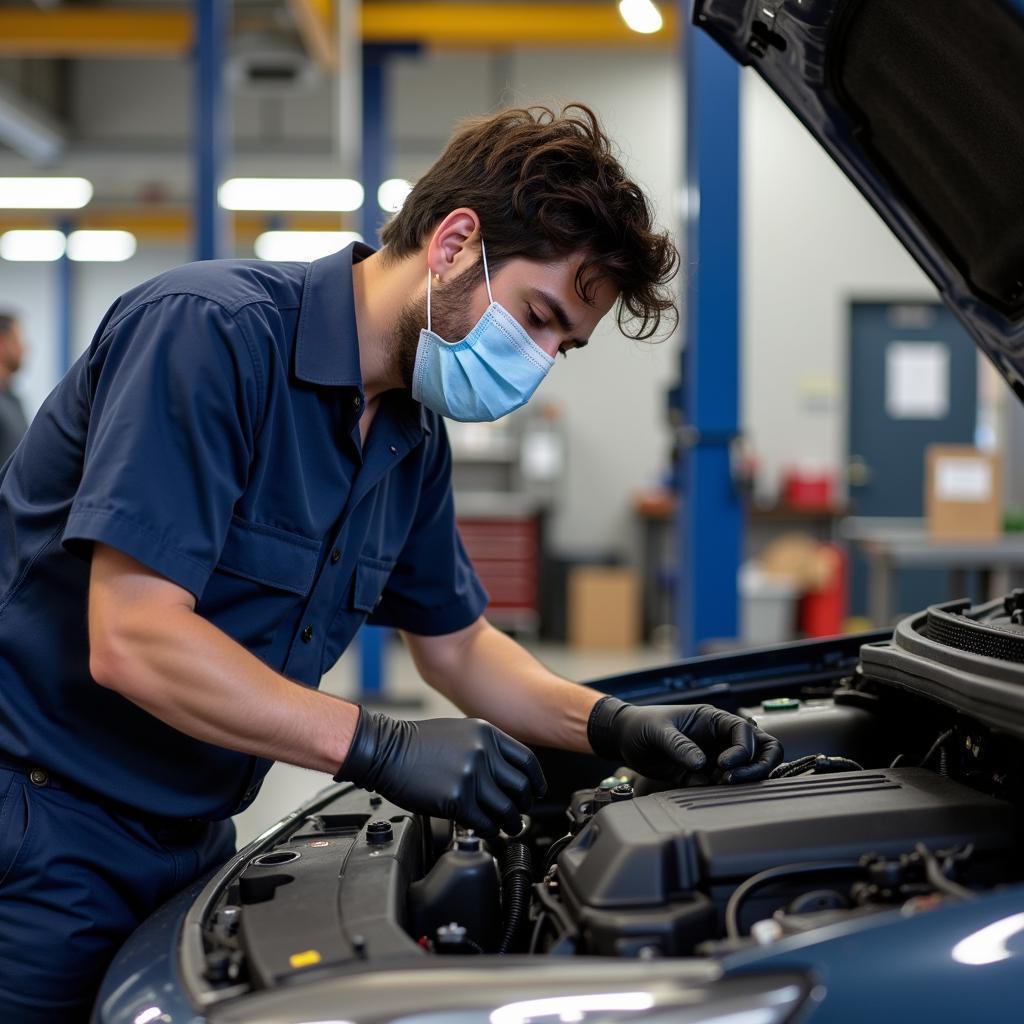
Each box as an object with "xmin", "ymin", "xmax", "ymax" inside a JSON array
[{"xmin": 231, "ymin": 638, "xmax": 673, "ymax": 846}]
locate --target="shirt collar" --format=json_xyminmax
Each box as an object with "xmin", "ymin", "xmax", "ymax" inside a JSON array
[
  {"xmin": 294, "ymin": 241, "xmax": 432, "ymax": 436},
  {"xmin": 294, "ymin": 241, "xmax": 373, "ymax": 388}
]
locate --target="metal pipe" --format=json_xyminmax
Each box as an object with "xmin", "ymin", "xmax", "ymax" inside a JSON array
[
  {"xmin": 56, "ymin": 218, "xmax": 73, "ymax": 378},
  {"xmin": 193, "ymin": 0, "xmax": 230, "ymax": 260}
]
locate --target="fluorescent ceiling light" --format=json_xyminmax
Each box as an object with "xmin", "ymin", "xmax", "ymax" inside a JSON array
[
  {"xmin": 254, "ymin": 230, "xmax": 363, "ymax": 261},
  {"xmin": 219, "ymin": 177, "xmax": 364, "ymax": 212},
  {"xmin": 377, "ymin": 178, "xmax": 413, "ymax": 213},
  {"xmin": 0, "ymin": 229, "xmax": 66, "ymax": 261},
  {"xmin": 67, "ymin": 230, "xmax": 137, "ymax": 262},
  {"xmin": 0, "ymin": 177, "xmax": 92, "ymax": 210},
  {"xmin": 618, "ymin": 0, "xmax": 663, "ymax": 34}
]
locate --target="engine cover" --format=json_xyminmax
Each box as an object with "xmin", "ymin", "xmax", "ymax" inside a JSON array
[{"xmin": 554, "ymin": 769, "xmax": 1016, "ymax": 955}]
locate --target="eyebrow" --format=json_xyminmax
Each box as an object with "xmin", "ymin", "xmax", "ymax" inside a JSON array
[{"xmin": 531, "ymin": 289, "xmax": 590, "ymax": 348}]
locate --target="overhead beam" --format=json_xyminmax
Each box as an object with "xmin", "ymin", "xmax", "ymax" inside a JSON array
[
  {"xmin": 0, "ymin": 83, "xmax": 64, "ymax": 163},
  {"xmin": 0, "ymin": 11, "xmax": 193, "ymax": 58},
  {"xmin": 287, "ymin": 0, "xmax": 337, "ymax": 72},
  {"xmin": 0, "ymin": 210, "xmax": 356, "ymax": 243},
  {"xmin": 0, "ymin": 4, "xmax": 676, "ymax": 59},
  {"xmin": 361, "ymin": 4, "xmax": 677, "ymax": 47}
]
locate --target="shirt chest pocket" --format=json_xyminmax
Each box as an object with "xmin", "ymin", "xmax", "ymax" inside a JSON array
[
  {"xmin": 215, "ymin": 515, "xmax": 322, "ymax": 595},
  {"xmin": 352, "ymin": 555, "xmax": 395, "ymax": 612}
]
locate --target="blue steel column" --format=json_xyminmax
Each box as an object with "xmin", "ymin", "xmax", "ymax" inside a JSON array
[
  {"xmin": 56, "ymin": 218, "xmax": 73, "ymax": 377},
  {"xmin": 676, "ymin": 10, "xmax": 744, "ymax": 655},
  {"xmin": 356, "ymin": 46, "xmax": 390, "ymax": 700},
  {"xmin": 359, "ymin": 46, "xmax": 389, "ymax": 245},
  {"xmin": 194, "ymin": 0, "xmax": 229, "ymax": 261}
]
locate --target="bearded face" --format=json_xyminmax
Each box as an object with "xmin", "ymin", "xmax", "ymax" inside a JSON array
[{"xmin": 390, "ymin": 263, "xmax": 484, "ymax": 390}]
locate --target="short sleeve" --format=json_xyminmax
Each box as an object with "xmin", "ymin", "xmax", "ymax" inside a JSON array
[
  {"xmin": 62, "ymin": 294, "xmax": 263, "ymax": 600},
  {"xmin": 370, "ymin": 423, "xmax": 488, "ymax": 635}
]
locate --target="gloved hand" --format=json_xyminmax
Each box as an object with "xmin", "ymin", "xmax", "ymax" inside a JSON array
[
  {"xmin": 335, "ymin": 709, "xmax": 547, "ymax": 838},
  {"xmin": 587, "ymin": 696, "xmax": 783, "ymax": 784}
]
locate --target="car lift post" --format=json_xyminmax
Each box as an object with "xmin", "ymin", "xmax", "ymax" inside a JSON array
[
  {"xmin": 193, "ymin": 0, "xmax": 229, "ymax": 262},
  {"xmin": 355, "ymin": 45, "xmax": 393, "ymax": 703},
  {"xmin": 677, "ymin": 8, "xmax": 745, "ymax": 655}
]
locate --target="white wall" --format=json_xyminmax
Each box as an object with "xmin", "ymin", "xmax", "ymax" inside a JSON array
[{"xmin": 741, "ymin": 75, "xmax": 936, "ymax": 500}]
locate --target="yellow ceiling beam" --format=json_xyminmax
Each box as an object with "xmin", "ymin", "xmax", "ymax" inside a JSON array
[
  {"xmin": 0, "ymin": 11, "xmax": 193, "ymax": 58},
  {"xmin": 0, "ymin": 4, "xmax": 675, "ymax": 59},
  {"xmin": 0, "ymin": 211, "xmax": 354, "ymax": 243},
  {"xmin": 361, "ymin": 3, "xmax": 677, "ymax": 47}
]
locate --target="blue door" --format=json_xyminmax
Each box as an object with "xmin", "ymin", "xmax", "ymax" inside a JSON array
[{"xmin": 847, "ymin": 301, "xmax": 978, "ymax": 616}]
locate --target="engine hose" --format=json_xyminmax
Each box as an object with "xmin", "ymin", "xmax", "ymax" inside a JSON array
[{"xmin": 498, "ymin": 842, "xmax": 532, "ymax": 955}]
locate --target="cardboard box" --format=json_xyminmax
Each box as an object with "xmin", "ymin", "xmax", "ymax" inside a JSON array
[
  {"xmin": 568, "ymin": 566, "xmax": 641, "ymax": 650},
  {"xmin": 925, "ymin": 445, "xmax": 1002, "ymax": 541}
]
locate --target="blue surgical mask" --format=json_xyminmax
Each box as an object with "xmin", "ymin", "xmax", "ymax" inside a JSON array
[{"xmin": 412, "ymin": 238, "xmax": 555, "ymax": 422}]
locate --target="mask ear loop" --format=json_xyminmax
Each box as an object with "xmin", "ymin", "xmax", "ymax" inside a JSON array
[
  {"xmin": 426, "ymin": 270, "xmax": 433, "ymax": 334},
  {"xmin": 480, "ymin": 237, "xmax": 494, "ymax": 305}
]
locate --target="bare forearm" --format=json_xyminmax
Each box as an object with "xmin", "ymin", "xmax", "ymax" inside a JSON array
[
  {"xmin": 91, "ymin": 606, "xmax": 357, "ymax": 775},
  {"xmin": 408, "ymin": 620, "xmax": 603, "ymax": 752}
]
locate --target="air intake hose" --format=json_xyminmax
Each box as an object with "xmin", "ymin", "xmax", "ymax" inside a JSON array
[{"xmin": 498, "ymin": 842, "xmax": 532, "ymax": 955}]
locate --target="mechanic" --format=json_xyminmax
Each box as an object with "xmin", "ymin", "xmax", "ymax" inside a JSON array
[
  {"xmin": 0, "ymin": 311, "xmax": 29, "ymax": 465},
  {"xmin": 0, "ymin": 104, "xmax": 782, "ymax": 1021}
]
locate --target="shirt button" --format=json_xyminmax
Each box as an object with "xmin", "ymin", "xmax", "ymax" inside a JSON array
[
  {"xmin": 353, "ymin": 396, "xmax": 362, "ymax": 409},
  {"xmin": 29, "ymin": 769, "xmax": 48, "ymax": 786},
  {"xmin": 388, "ymin": 444, "xmax": 397, "ymax": 454},
  {"xmin": 301, "ymin": 625, "xmax": 314, "ymax": 643},
  {"xmin": 330, "ymin": 548, "xmax": 341, "ymax": 565}
]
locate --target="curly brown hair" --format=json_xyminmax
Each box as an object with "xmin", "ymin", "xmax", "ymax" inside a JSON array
[{"xmin": 380, "ymin": 104, "xmax": 679, "ymax": 340}]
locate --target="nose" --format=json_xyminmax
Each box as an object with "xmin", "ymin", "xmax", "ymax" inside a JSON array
[{"xmin": 530, "ymin": 334, "xmax": 562, "ymax": 360}]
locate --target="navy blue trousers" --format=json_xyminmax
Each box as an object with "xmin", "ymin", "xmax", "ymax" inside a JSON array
[{"xmin": 0, "ymin": 764, "xmax": 236, "ymax": 1022}]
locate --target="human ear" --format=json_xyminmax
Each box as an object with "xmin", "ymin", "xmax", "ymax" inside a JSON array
[{"xmin": 426, "ymin": 208, "xmax": 481, "ymax": 281}]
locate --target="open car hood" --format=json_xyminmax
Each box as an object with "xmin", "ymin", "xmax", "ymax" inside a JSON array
[{"xmin": 694, "ymin": 0, "xmax": 1024, "ymax": 399}]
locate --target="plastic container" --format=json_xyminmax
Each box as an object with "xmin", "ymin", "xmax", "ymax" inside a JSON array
[{"xmin": 740, "ymin": 563, "xmax": 798, "ymax": 645}]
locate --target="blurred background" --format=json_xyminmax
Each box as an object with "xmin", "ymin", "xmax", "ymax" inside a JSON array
[{"xmin": 2, "ymin": 0, "xmax": 1022, "ymax": 841}]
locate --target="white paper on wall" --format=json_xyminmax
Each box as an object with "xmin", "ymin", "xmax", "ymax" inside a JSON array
[
  {"xmin": 935, "ymin": 457, "xmax": 993, "ymax": 503},
  {"xmin": 885, "ymin": 341, "xmax": 950, "ymax": 419}
]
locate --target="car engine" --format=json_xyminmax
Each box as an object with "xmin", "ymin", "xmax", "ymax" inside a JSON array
[{"xmin": 192, "ymin": 596, "xmax": 1024, "ymax": 1000}]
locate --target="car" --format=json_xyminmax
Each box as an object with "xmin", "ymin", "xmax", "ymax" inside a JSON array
[{"xmin": 94, "ymin": 1, "xmax": 1024, "ymax": 1021}]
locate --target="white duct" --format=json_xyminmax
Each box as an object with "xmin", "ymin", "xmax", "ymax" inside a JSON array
[{"xmin": 0, "ymin": 83, "xmax": 64, "ymax": 164}]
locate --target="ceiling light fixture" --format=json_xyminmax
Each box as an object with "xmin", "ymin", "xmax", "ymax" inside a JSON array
[
  {"xmin": 618, "ymin": 0, "xmax": 664, "ymax": 34},
  {"xmin": 0, "ymin": 229, "xmax": 67, "ymax": 261},
  {"xmin": 220, "ymin": 178, "xmax": 364, "ymax": 212},
  {"xmin": 67, "ymin": 230, "xmax": 137, "ymax": 262},
  {"xmin": 377, "ymin": 178, "xmax": 413, "ymax": 213},
  {"xmin": 0, "ymin": 177, "xmax": 92, "ymax": 210},
  {"xmin": 254, "ymin": 230, "xmax": 363, "ymax": 261}
]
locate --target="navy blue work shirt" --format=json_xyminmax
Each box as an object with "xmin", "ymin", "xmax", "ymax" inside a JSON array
[{"xmin": 0, "ymin": 243, "xmax": 487, "ymax": 820}]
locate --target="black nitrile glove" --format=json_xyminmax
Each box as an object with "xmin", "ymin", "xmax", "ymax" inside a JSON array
[
  {"xmin": 335, "ymin": 709, "xmax": 547, "ymax": 838},
  {"xmin": 587, "ymin": 696, "xmax": 783, "ymax": 784}
]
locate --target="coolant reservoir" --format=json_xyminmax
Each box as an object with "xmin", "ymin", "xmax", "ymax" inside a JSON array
[{"xmin": 407, "ymin": 832, "xmax": 501, "ymax": 951}]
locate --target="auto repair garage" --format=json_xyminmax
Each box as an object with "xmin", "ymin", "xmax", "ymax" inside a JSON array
[{"xmin": 2, "ymin": 1, "xmax": 1024, "ymax": 1021}]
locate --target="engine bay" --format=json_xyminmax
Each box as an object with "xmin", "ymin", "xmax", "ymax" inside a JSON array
[{"xmin": 190, "ymin": 596, "xmax": 1024, "ymax": 1004}]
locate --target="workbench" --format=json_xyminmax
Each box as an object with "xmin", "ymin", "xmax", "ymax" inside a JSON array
[{"xmin": 840, "ymin": 517, "xmax": 1024, "ymax": 625}]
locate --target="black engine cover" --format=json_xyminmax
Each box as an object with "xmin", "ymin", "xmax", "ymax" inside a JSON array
[{"xmin": 555, "ymin": 769, "xmax": 1016, "ymax": 955}]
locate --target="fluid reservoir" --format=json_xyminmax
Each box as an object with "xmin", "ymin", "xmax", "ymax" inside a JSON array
[{"xmin": 407, "ymin": 832, "xmax": 501, "ymax": 951}]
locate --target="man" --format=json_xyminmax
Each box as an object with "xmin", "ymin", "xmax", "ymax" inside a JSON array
[
  {"xmin": 0, "ymin": 104, "xmax": 781, "ymax": 1020},
  {"xmin": 0, "ymin": 311, "xmax": 28, "ymax": 464}
]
